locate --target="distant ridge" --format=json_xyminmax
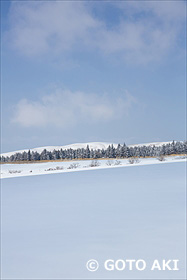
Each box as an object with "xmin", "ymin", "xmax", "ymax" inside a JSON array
[{"xmin": 0, "ymin": 141, "xmax": 174, "ymax": 158}]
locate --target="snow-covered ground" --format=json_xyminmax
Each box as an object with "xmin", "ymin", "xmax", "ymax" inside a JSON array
[
  {"xmin": 0, "ymin": 141, "xmax": 174, "ymax": 158},
  {"xmin": 1, "ymin": 155, "xmax": 186, "ymax": 179},
  {"xmin": 2, "ymin": 162, "xmax": 186, "ymax": 279}
]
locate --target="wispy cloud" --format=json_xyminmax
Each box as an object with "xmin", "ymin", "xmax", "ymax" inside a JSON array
[
  {"xmin": 12, "ymin": 89, "xmax": 136, "ymax": 128},
  {"xmin": 5, "ymin": 1, "xmax": 185, "ymax": 63},
  {"xmin": 7, "ymin": 2, "xmax": 98, "ymax": 56}
]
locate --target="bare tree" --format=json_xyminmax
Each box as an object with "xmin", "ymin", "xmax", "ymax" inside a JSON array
[
  {"xmin": 68, "ymin": 163, "xmax": 80, "ymax": 169},
  {"xmin": 9, "ymin": 170, "xmax": 22, "ymax": 174},
  {"xmin": 128, "ymin": 157, "xmax": 140, "ymax": 164},
  {"xmin": 45, "ymin": 168, "xmax": 55, "ymax": 171},
  {"xmin": 114, "ymin": 160, "xmax": 121, "ymax": 165},
  {"xmin": 106, "ymin": 160, "xmax": 113, "ymax": 166},
  {"xmin": 90, "ymin": 160, "xmax": 100, "ymax": 167},
  {"xmin": 55, "ymin": 166, "xmax": 64, "ymax": 170},
  {"xmin": 128, "ymin": 158, "xmax": 135, "ymax": 164},
  {"xmin": 157, "ymin": 155, "xmax": 165, "ymax": 161},
  {"xmin": 134, "ymin": 157, "xmax": 140, "ymax": 163}
]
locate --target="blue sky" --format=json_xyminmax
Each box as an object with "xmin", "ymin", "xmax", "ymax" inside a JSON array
[{"xmin": 1, "ymin": 1, "xmax": 186, "ymax": 152}]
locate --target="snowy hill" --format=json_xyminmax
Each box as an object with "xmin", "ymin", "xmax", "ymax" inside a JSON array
[
  {"xmin": 1, "ymin": 140, "xmax": 186, "ymax": 179},
  {"xmin": 1, "ymin": 155, "xmax": 186, "ymax": 179},
  {"xmin": 0, "ymin": 141, "xmax": 173, "ymax": 158},
  {"xmin": 128, "ymin": 141, "xmax": 174, "ymax": 148},
  {"xmin": 0, "ymin": 142, "xmax": 118, "ymax": 158}
]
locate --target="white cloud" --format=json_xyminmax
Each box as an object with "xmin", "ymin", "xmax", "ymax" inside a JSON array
[
  {"xmin": 7, "ymin": 1, "xmax": 98, "ymax": 56},
  {"xmin": 12, "ymin": 89, "xmax": 136, "ymax": 128},
  {"xmin": 123, "ymin": 1, "xmax": 185, "ymax": 22},
  {"xmin": 5, "ymin": 1, "xmax": 185, "ymax": 63}
]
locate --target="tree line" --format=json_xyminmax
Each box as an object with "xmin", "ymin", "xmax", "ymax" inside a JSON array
[{"xmin": 0, "ymin": 141, "xmax": 186, "ymax": 163}]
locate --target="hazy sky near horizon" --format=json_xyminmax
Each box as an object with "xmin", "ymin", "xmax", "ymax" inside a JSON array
[{"xmin": 1, "ymin": 1, "xmax": 186, "ymax": 152}]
